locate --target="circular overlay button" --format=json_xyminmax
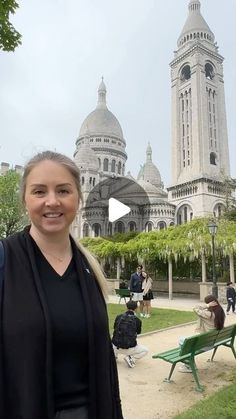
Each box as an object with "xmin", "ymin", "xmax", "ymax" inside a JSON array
[{"xmin": 83, "ymin": 176, "xmax": 150, "ymax": 234}]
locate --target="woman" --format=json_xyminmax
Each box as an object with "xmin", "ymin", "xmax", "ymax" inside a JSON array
[
  {"xmin": 0, "ymin": 151, "xmax": 123, "ymax": 419},
  {"xmin": 193, "ymin": 294, "xmax": 225, "ymax": 333},
  {"xmin": 142, "ymin": 271, "xmax": 153, "ymax": 318},
  {"xmin": 179, "ymin": 294, "xmax": 225, "ymax": 373}
]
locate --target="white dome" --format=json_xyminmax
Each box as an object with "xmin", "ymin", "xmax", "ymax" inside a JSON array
[
  {"xmin": 79, "ymin": 108, "xmax": 123, "ymax": 139},
  {"xmin": 79, "ymin": 79, "xmax": 123, "ymax": 139}
]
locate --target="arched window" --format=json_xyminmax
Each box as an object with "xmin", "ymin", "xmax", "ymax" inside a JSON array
[
  {"xmin": 114, "ymin": 221, "xmax": 125, "ymax": 233},
  {"xmin": 213, "ymin": 203, "xmax": 225, "ymax": 218},
  {"xmin": 93, "ymin": 223, "xmax": 101, "ymax": 237},
  {"xmin": 180, "ymin": 65, "xmax": 191, "ymax": 82},
  {"xmin": 210, "ymin": 152, "xmax": 217, "ymax": 165},
  {"xmin": 205, "ymin": 63, "xmax": 214, "ymax": 80},
  {"xmin": 145, "ymin": 222, "xmax": 153, "ymax": 232},
  {"xmin": 81, "ymin": 176, "xmax": 85, "ymax": 185},
  {"xmin": 128, "ymin": 222, "xmax": 136, "ymax": 232},
  {"xmin": 157, "ymin": 221, "xmax": 166, "ymax": 230},
  {"xmin": 111, "ymin": 160, "xmax": 116, "ymax": 172},
  {"xmin": 83, "ymin": 223, "xmax": 89, "ymax": 237},
  {"xmin": 118, "ymin": 161, "xmax": 122, "ymax": 175},
  {"xmin": 103, "ymin": 158, "xmax": 109, "ymax": 171},
  {"xmin": 108, "ymin": 222, "xmax": 112, "ymax": 236}
]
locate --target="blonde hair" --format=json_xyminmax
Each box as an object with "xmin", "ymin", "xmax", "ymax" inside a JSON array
[
  {"xmin": 21, "ymin": 150, "xmax": 82, "ymax": 204},
  {"xmin": 77, "ymin": 241, "xmax": 108, "ymax": 299},
  {"xmin": 22, "ymin": 150, "xmax": 107, "ymax": 298}
]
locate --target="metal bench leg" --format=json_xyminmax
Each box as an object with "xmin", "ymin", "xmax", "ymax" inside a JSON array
[
  {"xmin": 210, "ymin": 347, "xmax": 217, "ymax": 362},
  {"xmin": 230, "ymin": 343, "xmax": 236, "ymax": 359},
  {"xmin": 164, "ymin": 363, "xmax": 176, "ymax": 383},
  {"xmin": 189, "ymin": 359, "xmax": 204, "ymax": 392}
]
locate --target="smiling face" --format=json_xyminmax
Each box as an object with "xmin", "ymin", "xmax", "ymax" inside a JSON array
[{"xmin": 24, "ymin": 160, "xmax": 80, "ymax": 237}]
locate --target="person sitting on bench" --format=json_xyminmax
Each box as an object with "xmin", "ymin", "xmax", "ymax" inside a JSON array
[{"xmin": 179, "ymin": 294, "xmax": 225, "ymax": 372}]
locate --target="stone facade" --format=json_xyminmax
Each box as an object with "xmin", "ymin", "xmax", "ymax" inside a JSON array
[
  {"xmin": 72, "ymin": 1, "xmax": 232, "ymax": 239},
  {"xmin": 168, "ymin": 0, "xmax": 231, "ymax": 223}
]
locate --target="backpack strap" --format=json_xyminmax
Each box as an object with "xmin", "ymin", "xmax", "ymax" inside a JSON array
[{"xmin": 0, "ymin": 241, "xmax": 5, "ymax": 288}]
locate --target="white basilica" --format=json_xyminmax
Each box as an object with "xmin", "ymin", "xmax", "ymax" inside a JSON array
[{"xmin": 72, "ymin": 0, "xmax": 231, "ymax": 238}]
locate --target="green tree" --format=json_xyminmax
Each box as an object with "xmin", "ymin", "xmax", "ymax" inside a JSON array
[
  {"xmin": 0, "ymin": 170, "xmax": 26, "ymax": 237},
  {"xmin": 0, "ymin": 0, "xmax": 21, "ymax": 51}
]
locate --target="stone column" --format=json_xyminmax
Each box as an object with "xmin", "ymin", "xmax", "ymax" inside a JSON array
[
  {"xmin": 201, "ymin": 253, "xmax": 207, "ymax": 282},
  {"xmin": 229, "ymin": 254, "xmax": 235, "ymax": 283},
  {"xmin": 116, "ymin": 258, "xmax": 121, "ymax": 280},
  {"xmin": 168, "ymin": 256, "xmax": 173, "ymax": 300}
]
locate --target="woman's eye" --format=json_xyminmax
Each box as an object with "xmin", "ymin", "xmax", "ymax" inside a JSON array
[
  {"xmin": 32, "ymin": 190, "xmax": 45, "ymax": 195},
  {"xmin": 58, "ymin": 189, "xmax": 69, "ymax": 194}
]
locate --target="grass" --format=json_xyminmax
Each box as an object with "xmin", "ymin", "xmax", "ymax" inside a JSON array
[
  {"xmin": 173, "ymin": 378, "xmax": 236, "ymax": 419},
  {"xmin": 107, "ymin": 303, "xmax": 196, "ymax": 335}
]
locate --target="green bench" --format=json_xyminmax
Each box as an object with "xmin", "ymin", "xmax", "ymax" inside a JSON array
[
  {"xmin": 115, "ymin": 288, "xmax": 131, "ymax": 304},
  {"xmin": 152, "ymin": 324, "xmax": 236, "ymax": 392}
]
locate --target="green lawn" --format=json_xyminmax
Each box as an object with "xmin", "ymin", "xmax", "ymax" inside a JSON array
[
  {"xmin": 173, "ymin": 378, "xmax": 236, "ymax": 419},
  {"xmin": 107, "ymin": 303, "xmax": 196, "ymax": 335}
]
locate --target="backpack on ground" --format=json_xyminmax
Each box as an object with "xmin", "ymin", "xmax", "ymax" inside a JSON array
[{"xmin": 112, "ymin": 313, "xmax": 137, "ymax": 349}]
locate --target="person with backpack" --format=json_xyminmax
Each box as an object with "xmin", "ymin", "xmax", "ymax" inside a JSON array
[{"xmin": 112, "ymin": 300, "xmax": 148, "ymax": 368}]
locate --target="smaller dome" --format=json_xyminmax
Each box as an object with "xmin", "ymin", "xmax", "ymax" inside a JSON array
[
  {"xmin": 137, "ymin": 143, "xmax": 162, "ymax": 188},
  {"xmin": 74, "ymin": 137, "xmax": 99, "ymax": 172}
]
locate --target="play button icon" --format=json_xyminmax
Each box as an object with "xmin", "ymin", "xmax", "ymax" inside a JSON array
[
  {"xmin": 83, "ymin": 176, "xmax": 150, "ymax": 235},
  {"xmin": 108, "ymin": 198, "xmax": 131, "ymax": 222}
]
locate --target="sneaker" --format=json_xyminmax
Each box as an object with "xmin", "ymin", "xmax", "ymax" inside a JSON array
[
  {"xmin": 146, "ymin": 314, "xmax": 150, "ymax": 318},
  {"xmin": 140, "ymin": 313, "xmax": 144, "ymax": 317},
  {"xmin": 178, "ymin": 364, "xmax": 192, "ymax": 373},
  {"xmin": 124, "ymin": 355, "xmax": 135, "ymax": 368}
]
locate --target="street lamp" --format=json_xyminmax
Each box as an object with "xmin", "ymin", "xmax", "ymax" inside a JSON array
[{"xmin": 208, "ymin": 222, "xmax": 218, "ymax": 298}]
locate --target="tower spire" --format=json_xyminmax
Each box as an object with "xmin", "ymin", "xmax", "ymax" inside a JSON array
[
  {"xmin": 146, "ymin": 142, "xmax": 152, "ymax": 162},
  {"xmin": 97, "ymin": 76, "xmax": 107, "ymax": 109},
  {"xmin": 177, "ymin": 0, "xmax": 215, "ymax": 47},
  {"xmin": 188, "ymin": 0, "xmax": 201, "ymax": 13}
]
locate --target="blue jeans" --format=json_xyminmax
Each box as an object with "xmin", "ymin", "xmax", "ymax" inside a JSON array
[{"xmin": 55, "ymin": 406, "xmax": 88, "ymax": 419}]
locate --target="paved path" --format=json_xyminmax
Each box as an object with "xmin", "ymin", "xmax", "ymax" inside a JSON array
[{"xmin": 108, "ymin": 294, "xmax": 236, "ymax": 419}]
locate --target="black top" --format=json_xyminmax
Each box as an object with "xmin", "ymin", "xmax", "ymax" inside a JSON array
[
  {"xmin": 1, "ymin": 229, "xmax": 123, "ymax": 419},
  {"xmin": 32, "ymin": 239, "xmax": 89, "ymax": 410}
]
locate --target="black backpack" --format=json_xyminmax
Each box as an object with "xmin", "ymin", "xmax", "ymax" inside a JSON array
[{"xmin": 112, "ymin": 313, "xmax": 137, "ymax": 349}]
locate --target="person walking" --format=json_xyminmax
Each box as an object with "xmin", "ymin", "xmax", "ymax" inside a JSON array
[
  {"xmin": 226, "ymin": 281, "xmax": 236, "ymax": 314},
  {"xmin": 112, "ymin": 300, "xmax": 148, "ymax": 368},
  {"xmin": 0, "ymin": 151, "xmax": 123, "ymax": 419},
  {"xmin": 129, "ymin": 265, "xmax": 144, "ymax": 316},
  {"xmin": 142, "ymin": 271, "xmax": 154, "ymax": 318}
]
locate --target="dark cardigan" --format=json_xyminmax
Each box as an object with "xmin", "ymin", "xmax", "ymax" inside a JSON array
[{"xmin": 0, "ymin": 229, "xmax": 123, "ymax": 419}]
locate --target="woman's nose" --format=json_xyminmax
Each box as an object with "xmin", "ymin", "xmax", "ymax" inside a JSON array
[{"xmin": 45, "ymin": 192, "xmax": 60, "ymax": 206}]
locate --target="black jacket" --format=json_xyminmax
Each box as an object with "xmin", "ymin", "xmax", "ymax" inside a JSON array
[
  {"xmin": 226, "ymin": 286, "xmax": 236, "ymax": 301},
  {"xmin": 0, "ymin": 228, "xmax": 123, "ymax": 419},
  {"xmin": 129, "ymin": 272, "xmax": 143, "ymax": 293}
]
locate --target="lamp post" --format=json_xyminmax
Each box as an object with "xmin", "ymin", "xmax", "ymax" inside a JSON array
[{"xmin": 208, "ymin": 222, "xmax": 218, "ymax": 298}]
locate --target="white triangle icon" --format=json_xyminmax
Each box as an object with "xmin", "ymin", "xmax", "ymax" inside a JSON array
[{"xmin": 108, "ymin": 198, "xmax": 131, "ymax": 222}]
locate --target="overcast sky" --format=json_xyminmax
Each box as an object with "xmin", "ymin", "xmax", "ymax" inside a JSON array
[{"xmin": 1, "ymin": 0, "xmax": 236, "ymax": 187}]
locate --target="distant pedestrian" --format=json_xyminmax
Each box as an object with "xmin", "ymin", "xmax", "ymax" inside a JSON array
[
  {"xmin": 112, "ymin": 300, "xmax": 148, "ymax": 368},
  {"xmin": 226, "ymin": 282, "xmax": 236, "ymax": 314},
  {"xmin": 129, "ymin": 264, "xmax": 144, "ymax": 316},
  {"xmin": 142, "ymin": 271, "xmax": 154, "ymax": 318}
]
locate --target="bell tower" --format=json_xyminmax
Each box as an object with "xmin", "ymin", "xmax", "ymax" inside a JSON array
[{"xmin": 168, "ymin": 0, "xmax": 231, "ymax": 223}]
